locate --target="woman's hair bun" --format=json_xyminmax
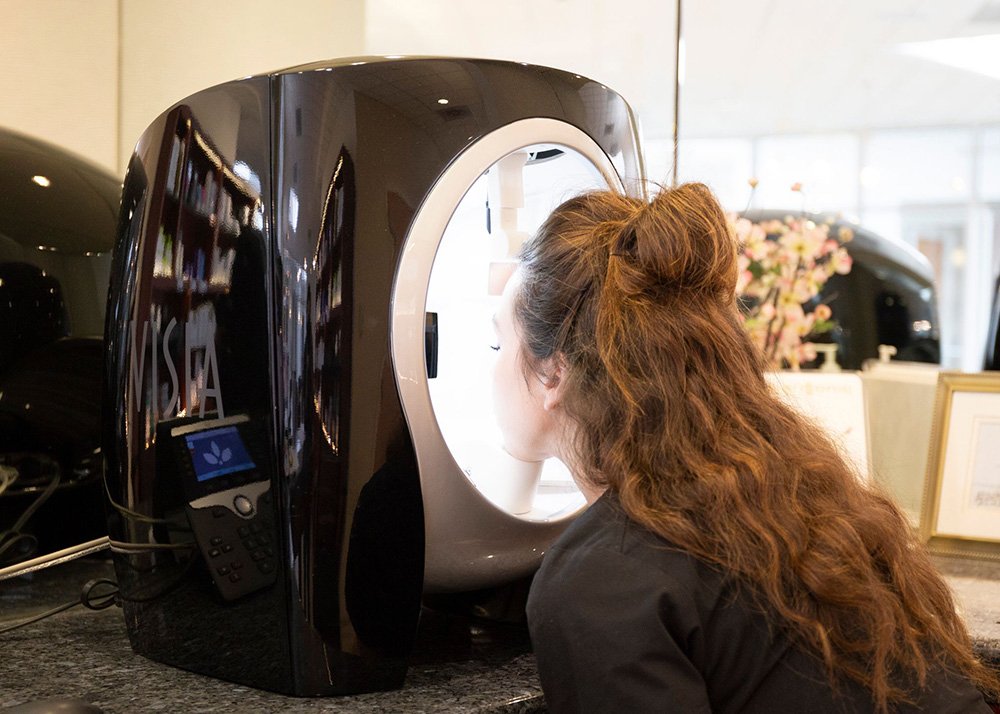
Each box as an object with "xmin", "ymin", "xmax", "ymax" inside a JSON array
[
  {"xmin": 514, "ymin": 183, "xmax": 739, "ymax": 367},
  {"xmin": 607, "ymin": 182, "xmax": 738, "ymax": 299}
]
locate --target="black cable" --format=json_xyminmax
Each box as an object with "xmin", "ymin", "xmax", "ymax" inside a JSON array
[
  {"xmin": 116, "ymin": 554, "xmax": 198, "ymax": 604},
  {"xmin": 0, "ymin": 532, "xmax": 38, "ymax": 564},
  {"xmin": 0, "ymin": 600, "xmax": 79, "ymax": 635},
  {"xmin": 108, "ymin": 543, "xmax": 198, "ymax": 577},
  {"xmin": 0, "ymin": 535, "xmax": 201, "ymax": 636},
  {"xmin": 80, "ymin": 578, "xmax": 120, "ymax": 610},
  {"xmin": 0, "ymin": 578, "xmax": 120, "ymax": 635},
  {"xmin": 11, "ymin": 470, "xmax": 60, "ymax": 533},
  {"xmin": 103, "ymin": 477, "xmax": 187, "ymax": 528},
  {"xmin": 0, "ymin": 470, "xmax": 61, "ymax": 566}
]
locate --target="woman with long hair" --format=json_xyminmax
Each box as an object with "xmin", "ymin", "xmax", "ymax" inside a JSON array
[{"xmin": 490, "ymin": 183, "xmax": 998, "ymax": 713}]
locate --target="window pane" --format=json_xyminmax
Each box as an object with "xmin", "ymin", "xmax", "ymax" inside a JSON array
[
  {"xmin": 754, "ymin": 134, "xmax": 859, "ymax": 213},
  {"xmin": 864, "ymin": 129, "xmax": 973, "ymax": 206}
]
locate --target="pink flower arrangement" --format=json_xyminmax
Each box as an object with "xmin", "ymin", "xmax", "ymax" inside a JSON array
[{"xmin": 730, "ymin": 212, "xmax": 854, "ymax": 370}]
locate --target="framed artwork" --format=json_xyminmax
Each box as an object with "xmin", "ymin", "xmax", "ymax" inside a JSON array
[{"xmin": 920, "ymin": 372, "xmax": 1000, "ymax": 560}]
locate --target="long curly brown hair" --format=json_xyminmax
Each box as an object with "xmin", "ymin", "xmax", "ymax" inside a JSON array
[{"xmin": 514, "ymin": 183, "xmax": 998, "ymax": 711}]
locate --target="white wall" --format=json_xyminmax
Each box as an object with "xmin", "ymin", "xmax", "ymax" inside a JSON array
[
  {"xmin": 119, "ymin": 0, "xmax": 365, "ymax": 171},
  {"xmin": 3, "ymin": 0, "xmax": 673, "ymax": 174},
  {"xmin": 0, "ymin": 0, "xmax": 365, "ymax": 176},
  {"xmin": 364, "ymin": 0, "xmax": 678, "ymax": 139},
  {"xmin": 0, "ymin": 0, "xmax": 119, "ymax": 172}
]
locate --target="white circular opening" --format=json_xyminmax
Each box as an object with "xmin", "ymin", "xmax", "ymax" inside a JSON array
[{"xmin": 425, "ymin": 143, "xmax": 613, "ymax": 520}]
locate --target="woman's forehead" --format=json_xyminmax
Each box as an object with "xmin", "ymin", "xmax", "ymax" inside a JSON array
[
  {"xmin": 501, "ymin": 267, "xmax": 523, "ymax": 298},
  {"xmin": 497, "ymin": 271, "xmax": 523, "ymax": 325}
]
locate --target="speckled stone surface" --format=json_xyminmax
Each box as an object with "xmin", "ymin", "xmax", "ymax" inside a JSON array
[
  {"xmin": 931, "ymin": 555, "xmax": 1000, "ymax": 670},
  {"xmin": 0, "ymin": 557, "xmax": 546, "ymax": 713},
  {"xmin": 3, "ymin": 554, "xmax": 1000, "ymax": 713}
]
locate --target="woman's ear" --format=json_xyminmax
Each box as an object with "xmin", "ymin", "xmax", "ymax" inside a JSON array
[{"xmin": 541, "ymin": 355, "xmax": 567, "ymax": 411}]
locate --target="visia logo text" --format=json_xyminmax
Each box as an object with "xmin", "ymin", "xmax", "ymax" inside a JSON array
[{"xmin": 130, "ymin": 315, "xmax": 225, "ymax": 420}]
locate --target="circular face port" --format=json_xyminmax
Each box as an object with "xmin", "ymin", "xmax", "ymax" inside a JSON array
[{"xmin": 425, "ymin": 143, "xmax": 613, "ymax": 521}]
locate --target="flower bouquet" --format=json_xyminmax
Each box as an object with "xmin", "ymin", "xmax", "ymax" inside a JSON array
[{"xmin": 731, "ymin": 211, "xmax": 854, "ymax": 370}]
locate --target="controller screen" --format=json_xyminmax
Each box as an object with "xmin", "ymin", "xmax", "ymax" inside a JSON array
[{"xmin": 185, "ymin": 425, "xmax": 256, "ymax": 481}]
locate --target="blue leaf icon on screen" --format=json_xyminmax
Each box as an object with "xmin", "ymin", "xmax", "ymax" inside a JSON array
[
  {"xmin": 221, "ymin": 448, "xmax": 232, "ymax": 463},
  {"xmin": 204, "ymin": 452, "xmax": 219, "ymax": 465}
]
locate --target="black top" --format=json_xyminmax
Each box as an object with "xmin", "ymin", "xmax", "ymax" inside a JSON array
[{"xmin": 527, "ymin": 493, "xmax": 991, "ymax": 713}]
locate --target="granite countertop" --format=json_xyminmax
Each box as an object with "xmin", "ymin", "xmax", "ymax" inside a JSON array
[
  {"xmin": 931, "ymin": 555, "xmax": 1000, "ymax": 667},
  {"xmin": 2, "ymin": 554, "xmax": 999, "ymax": 713},
  {"xmin": 0, "ymin": 557, "xmax": 546, "ymax": 714}
]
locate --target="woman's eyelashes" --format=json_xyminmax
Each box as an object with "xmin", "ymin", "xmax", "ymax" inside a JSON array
[{"xmin": 489, "ymin": 343, "xmax": 500, "ymax": 352}]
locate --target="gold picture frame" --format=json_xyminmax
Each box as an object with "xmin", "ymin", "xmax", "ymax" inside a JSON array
[{"xmin": 920, "ymin": 371, "xmax": 1000, "ymax": 560}]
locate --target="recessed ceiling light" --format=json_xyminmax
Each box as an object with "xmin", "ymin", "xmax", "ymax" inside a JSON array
[
  {"xmin": 437, "ymin": 98, "xmax": 449, "ymax": 105},
  {"xmin": 898, "ymin": 34, "xmax": 1000, "ymax": 81},
  {"xmin": 32, "ymin": 175, "xmax": 50, "ymax": 187}
]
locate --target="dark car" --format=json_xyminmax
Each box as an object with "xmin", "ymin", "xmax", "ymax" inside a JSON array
[{"xmin": 741, "ymin": 209, "xmax": 940, "ymax": 371}]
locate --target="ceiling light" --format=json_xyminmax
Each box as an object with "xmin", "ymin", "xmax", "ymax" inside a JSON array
[
  {"xmin": 898, "ymin": 34, "xmax": 1000, "ymax": 81},
  {"xmin": 951, "ymin": 247, "xmax": 968, "ymax": 267},
  {"xmin": 860, "ymin": 166, "xmax": 881, "ymax": 188},
  {"xmin": 32, "ymin": 175, "xmax": 50, "ymax": 187},
  {"xmin": 437, "ymin": 98, "xmax": 449, "ymax": 105}
]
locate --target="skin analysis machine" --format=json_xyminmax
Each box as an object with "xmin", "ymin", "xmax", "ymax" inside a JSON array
[{"xmin": 102, "ymin": 56, "xmax": 644, "ymax": 695}]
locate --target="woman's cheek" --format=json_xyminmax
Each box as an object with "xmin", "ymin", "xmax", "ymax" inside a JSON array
[
  {"xmin": 491, "ymin": 358, "xmax": 511, "ymax": 434},
  {"xmin": 493, "ymin": 356, "xmax": 527, "ymax": 452}
]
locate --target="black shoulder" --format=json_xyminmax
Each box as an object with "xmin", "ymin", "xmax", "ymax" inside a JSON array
[{"xmin": 543, "ymin": 493, "xmax": 715, "ymax": 590}]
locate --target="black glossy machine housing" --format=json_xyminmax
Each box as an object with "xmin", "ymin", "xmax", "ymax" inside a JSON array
[
  {"xmin": 0, "ymin": 128, "xmax": 119, "ymax": 558},
  {"xmin": 102, "ymin": 57, "xmax": 643, "ymax": 695}
]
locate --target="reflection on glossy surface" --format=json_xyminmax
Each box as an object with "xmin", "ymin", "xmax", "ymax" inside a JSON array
[
  {"xmin": 986, "ymin": 275, "xmax": 1000, "ymax": 370},
  {"xmin": 743, "ymin": 210, "xmax": 941, "ymax": 369},
  {"xmin": 0, "ymin": 127, "xmax": 119, "ymax": 256},
  {"xmin": 103, "ymin": 79, "xmax": 292, "ymax": 693},
  {"xmin": 312, "ymin": 150, "xmax": 352, "ymax": 454},
  {"xmin": 0, "ymin": 127, "xmax": 119, "ymax": 557}
]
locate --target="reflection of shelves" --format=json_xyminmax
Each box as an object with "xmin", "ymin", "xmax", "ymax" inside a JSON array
[
  {"xmin": 150, "ymin": 276, "xmax": 228, "ymax": 296},
  {"xmin": 147, "ymin": 106, "xmax": 260, "ymax": 303},
  {"xmin": 164, "ymin": 196, "xmax": 209, "ymax": 222},
  {"xmin": 162, "ymin": 184, "xmax": 244, "ymax": 235}
]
